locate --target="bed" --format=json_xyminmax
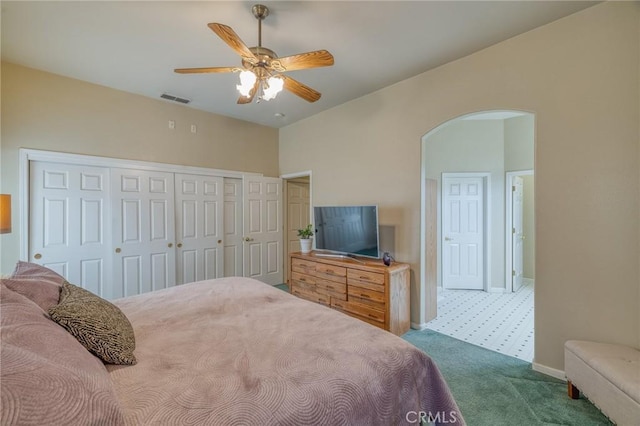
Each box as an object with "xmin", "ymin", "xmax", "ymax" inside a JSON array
[{"xmin": 1, "ymin": 263, "xmax": 464, "ymax": 425}]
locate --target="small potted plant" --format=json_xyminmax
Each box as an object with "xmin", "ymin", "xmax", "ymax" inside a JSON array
[{"xmin": 297, "ymin": 224, "xmax": 314, "ymax": 254}]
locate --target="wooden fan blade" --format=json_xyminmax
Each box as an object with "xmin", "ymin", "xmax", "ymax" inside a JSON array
[
  {"xmin": 272, "ymin": 50, "xmax": 334, "ymax": 72},
  {"xmin": 237, "ymin": 79, "xmax": 260, "ymax": 104},
  {"xmin": 208, "ymin": 23, "xmax": 257, "ymax": 62},
  {"xmin": 174, "ymin": 66, "xmax": 238, "ymax": 74},
  {"xmin": 282, "ymin": 75, "xmax": 321, "ymax": 102}
]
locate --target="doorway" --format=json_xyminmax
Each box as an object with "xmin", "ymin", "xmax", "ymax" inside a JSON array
[
  {"xmin": 282, "ymin": 172, "xmax": 312, "ymax": 285},
  {"xmin": 506, "ymin": 170, "xmax": 534, "ymax": 292},
  {"xmin": 421, "ymin": 110, "xmax": 535, "ymax": 360}
]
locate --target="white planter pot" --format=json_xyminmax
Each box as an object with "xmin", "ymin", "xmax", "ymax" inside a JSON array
[{"xmin": 300, "ymin": 238, "xmax": 312, "ymax": 254}]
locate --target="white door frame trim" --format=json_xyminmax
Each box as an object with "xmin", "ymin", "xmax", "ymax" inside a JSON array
[
  {"xmin": 280, "ymin": 170, "xmax": 313, "ymax": 284},
  {"xmin": 19, "ymin": 148, "xmax": 262, "ymax": 261},
  {"xmin": 441, "ymin": 172, "xmax": 491, "ymax": 292},
  {"xmin": 505, "ymin": 169, "xmax": 533, "ymax": 292}
]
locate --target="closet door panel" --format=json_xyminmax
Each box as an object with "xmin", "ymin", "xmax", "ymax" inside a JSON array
[
  {"xmin": 175, "ymin": 174, "xmax": 224, "ymax": 284},
  {"xmin": 223, "ymin": 178, "xmax": 243, "ymax": 277},
  {"xmin": 112, "ymin": 169, "xmax": 176, "ymax": 299},
  {"xmin": 30, "ymin": 162, "xmax": 111, "ymax": 296}
]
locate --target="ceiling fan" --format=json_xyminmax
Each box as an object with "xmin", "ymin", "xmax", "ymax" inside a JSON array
[{"xmin": 175, "ymin": 4, "xmax": 334, "ymax": 104}]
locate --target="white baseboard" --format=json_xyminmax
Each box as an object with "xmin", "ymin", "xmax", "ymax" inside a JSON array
[
  {"xmin": 488, "ymin": 287, "xmax": 507, "ymax": 293},
  {"xmin": 532, "ymin": 362, "xmax": 566, "ymax": 381},
  {"xmin": 411, "ymin": 322, "xmax": 429, "ymax": 330}
]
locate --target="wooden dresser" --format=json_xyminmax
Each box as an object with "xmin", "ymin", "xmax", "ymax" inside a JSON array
[{"xmin": 289, "ymin": 252, "xmax": 411, "ymax": 336}]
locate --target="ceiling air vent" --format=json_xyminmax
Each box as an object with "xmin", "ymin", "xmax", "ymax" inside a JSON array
[{"xmin": 160, "ymin": 93, "xmax": 191, "ymax": 104}]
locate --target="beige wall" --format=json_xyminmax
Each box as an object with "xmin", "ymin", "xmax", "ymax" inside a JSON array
[
  {"xmin": 504, "ymin": 115, "xmax": 535, "ymax": 172},
  {"xmin": 0, "ymin": 62, "xmax": 279, "ymax": 274},
  {"xmin": 280, "ymin": 2, "xmax": 639, "ymax": 371}
]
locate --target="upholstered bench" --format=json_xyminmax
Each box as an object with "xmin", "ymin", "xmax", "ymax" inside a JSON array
[{"xmin": 565, "ymin": 340, "xmax": 640, "ymax": 425}]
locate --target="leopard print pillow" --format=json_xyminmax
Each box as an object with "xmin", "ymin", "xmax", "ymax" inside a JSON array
[{"xmin": 48, "ymin": 281, "xmax": 137, "ymax": 365}]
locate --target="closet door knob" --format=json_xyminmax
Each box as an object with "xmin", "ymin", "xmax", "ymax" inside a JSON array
[
  {"xmin": 168, "ymin": 243, "xmax": 173, "ymax": 248},
  {"xmin": 115, "ymin": 248, "xmax": 121, "ymax": 254},
  {"xmin": 34, "ymin": 253, "xmax": 42, "ymax": 259},
  {"xmin": 177, "ymin": 243, "xmax": 183, "ymax": 248},
  {"xmin": 218, "ymin": 240, "xmax": 222, "ymax": 244}
]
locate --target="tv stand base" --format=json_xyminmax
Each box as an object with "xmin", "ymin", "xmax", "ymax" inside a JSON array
[{"xmin": 314, "ymin": 252, "xmax": 365, "ymax": 264}]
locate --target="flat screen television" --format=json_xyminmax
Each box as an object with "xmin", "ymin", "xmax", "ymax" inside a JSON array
[{"xmin": 313, "ymin": 205, "xmax": 380, "ymax": 259}]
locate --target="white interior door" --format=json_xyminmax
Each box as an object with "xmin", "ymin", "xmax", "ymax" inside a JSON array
[
  {"xmin": 442, "ymin": 176, "xmax": 484, "ymax": 290},
  {"xmin": 112, "ymin": 168, "xmax": 175, "ymax": 298},
  {"xmin": 29, "ymin": 162, "xmax": 111, "ymax": 297},
  {"xmin": 512, "ymin": 176, "xmax": 524, "ymax": 292},
  {"xmin": 175, "ymin": 174, "xmax": 223, "ymax": 284},
  {"xmin": 223, "ymin": 178, "xmax": 243, "ymax": 277},
  {"xmin": 242, "ymin": 176, "xmax": 283, "ymax": 285}
]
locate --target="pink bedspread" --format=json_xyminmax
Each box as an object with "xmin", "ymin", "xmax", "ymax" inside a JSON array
[{"xmin": 108, "ymin": 277, "xmax": 464, "ymax": 425}]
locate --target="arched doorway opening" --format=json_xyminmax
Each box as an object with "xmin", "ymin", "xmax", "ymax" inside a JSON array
[{"xmin": 420, "ymin": 110, "xmax": 535, "ymax": 361}]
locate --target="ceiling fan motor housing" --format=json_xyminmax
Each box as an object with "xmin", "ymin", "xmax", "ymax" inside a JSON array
[{"xmin": 252, "ymin": 4, "xmax": 269, "ymax": 20}]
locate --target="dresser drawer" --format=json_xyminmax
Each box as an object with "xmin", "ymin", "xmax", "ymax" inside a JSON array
[
  {"xmin": 348, "ymin": 294, "xmax": 385, "ymax": 311},
  {"xmin": 292, "ymin": 286, "xmax": 330, "ymax": 306},
  {"xmin": 292, "ymin": 258, "xmax": 316, "ymax": 275},
  {"xmin": 348, "ymin": 285, "xmax": 385, "ymax": 303},
  {"xmin": 315, "ymin": 263, "xmax": 347, "ymax": 278},
  {"xmin": 291, "ymin": 278, "xmax": 316, "ymax": 293},
  {"xmin": 291, "ymin": 271, "xmax": 316, "ymax": 286},
  {"xmin": 316, "ymin": 280, "xmax": 347, "ymax": 301},
  {"xmin": 317, "ymin": 280, "xmax": 346, "ymax": 294},
  {"xmin": 315, "ymin": 270, "xmax": 347, "ymax": 285},
  {"xmin": 331, "ymin": 299, "xmax": 385, "ymax": 324},
  {"xmin": 347, "ymin": 269, "xmax": 384, "ymax": 286}
]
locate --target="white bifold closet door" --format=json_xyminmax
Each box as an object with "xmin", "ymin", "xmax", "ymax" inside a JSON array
[
  {"xmin": 29, "ymin": 162, "xmax": 111, "ymax": 297},
  {"xmin": 223, "ymin": 178, "xmax": 243, "ymax": 277},
  {"xmin": 111, "ymin": 168, "xmax": 176, "ymax": 298},
  {"xmin": 175, "ymin": 173, "xmax": 224, "ymax": 284}
]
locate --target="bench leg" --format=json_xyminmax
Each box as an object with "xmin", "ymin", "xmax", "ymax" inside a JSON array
[{"xmin": 567, "ymin": 380, "xmax": 580, "ymax": 399}]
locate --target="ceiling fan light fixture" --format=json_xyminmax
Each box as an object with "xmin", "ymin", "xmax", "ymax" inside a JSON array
[
  {"xmin": 237, "ymin": 70, "xmax": 257, "ymax": 97},
  {"xmin": 262, "ymin": 76, "xmax": 284, "ymax": 101},
  {"xmin": 176, "ymin": 4, "xmax": 333, "ymax": 104}
]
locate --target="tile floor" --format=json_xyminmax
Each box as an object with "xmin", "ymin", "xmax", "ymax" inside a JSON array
[{"xmin": 426, "ymin": 282, "xmax": 534, "ymax": 362}]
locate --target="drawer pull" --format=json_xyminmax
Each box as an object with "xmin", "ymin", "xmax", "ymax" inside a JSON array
[
  {"xmin": 359, "ymin": 276, "xmax": 369, "ymax": 280},
  {"xmin": 360, "ymin": 293, "xmax": 370, "ymax": 299},
  {"xmin": 326, "ymin": 285, "xmax": 334, "ymax": 290},
  {"xmin": 300, "ymin": 277, "xmax": 306, "ymax": 282},
  {"xmin": 367, "ymin": 314, "xmax": 377, "ymax": 319}
]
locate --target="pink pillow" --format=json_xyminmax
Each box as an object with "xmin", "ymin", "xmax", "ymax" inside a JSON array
[
  {"xmin": 2, "ymin": 262, "xmax": 65, "ymax": 311},
  {"xmin": 0, "ymin": 284, "xmax": 124, "ymax": 424}
]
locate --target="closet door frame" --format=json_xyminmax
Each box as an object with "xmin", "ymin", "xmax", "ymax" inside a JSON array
[{"xmin": 19, "ymin": 149, "xmax": 261, "ymax": 265}]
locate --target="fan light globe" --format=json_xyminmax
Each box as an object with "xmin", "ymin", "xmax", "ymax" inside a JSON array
[
  {"xmin": 237, "ymin": 70, "xmax": 257, "ymax": 97},
  {"xmin": 262, "ymin": 76, "xmax": 284, "ymax": 101}
]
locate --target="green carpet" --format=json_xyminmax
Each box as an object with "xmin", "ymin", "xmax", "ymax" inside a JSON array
[
  {"xmin": 403, "ymin": 329, "xmax": 612, "ymax": 426},
  {"xmin": 274, "ymin": 283, "xmax": 610, "ymax": 425}
]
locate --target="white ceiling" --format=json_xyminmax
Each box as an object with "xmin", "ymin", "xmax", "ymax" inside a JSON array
[{"xmin": 1, "ymin": 1, "xmax": 598, "ymax": 128}]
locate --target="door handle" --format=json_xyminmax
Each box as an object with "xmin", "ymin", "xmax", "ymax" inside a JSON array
[
  {"xmin": 115, "ymin": 248, "xmax": 121, "ymax": 253},
  {"xmin": 168, "ymin": 243, "xmax": 173, "ymax": 248},
  {"xmin": 243, "ymin": 237, "xmax": 254, "ymax": 242},
  {"xmin": 177, "ymin": 243, "xmax": 183, "ymax": 248},
  {"xmin": 34, "ymin": 253, "xmax": 42, "ymax": 259}
]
